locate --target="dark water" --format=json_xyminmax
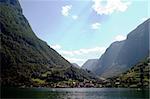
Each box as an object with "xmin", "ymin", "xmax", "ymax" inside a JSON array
[{"xmin": 1, "ymin": 87, "xmax": 149, "ymax": 99}]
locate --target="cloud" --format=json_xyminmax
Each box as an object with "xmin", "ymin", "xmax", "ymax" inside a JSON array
[
  {"xmin": 60, "ymin": 47, "xmax": 106, "ymax": 56},
  {"xmin": 72, "ymin": 15, "xmax": 78, "ymax": 20},
  {"xmin": 51, "ymin": 44, "xmax": 61, "ymax": 50},
  {"xmin": 80, "ymin": 47, "xmax": 106, "ymax": 54},
  {"xmin": 141, "ymin": 17, "xmax": 149, "ymax": 21},
  {"xmin": 65, "ymin": 57, "xmax": 86, "ymax": 67},
  {"xmin": 92, "ymin": 0, "xmax": 131, "ymax": 15},
  {"xmin": 65, "ymin": 57, "xmax": 86, "ymax": 63},
  {"xmin": 91, "ymin": 22, "xmax": 101, "ymax": 29},
  {"xmin": 61, "ymin": 5, "xmax": 72, "ymax": 16},
  {"xmin": 60, "ymin": 50, "xmax": 74, "ymax": 56},
  {"xmin": 50, "ymin": 45, "xmax": 106, "ymax": 57},
  {"xmin": 50, "ymin": 44, "xmax": 106, "ymax": 66},
  {"xmin": 61, "ymin": 5, "xmax": 79, "ymax": 20},
  {"xmin": 114, "ymin": 35, "xmax": 126, "ymax": 41}
]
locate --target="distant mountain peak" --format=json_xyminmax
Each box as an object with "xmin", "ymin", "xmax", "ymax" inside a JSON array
[
  {"xmin": 72, "ymin": 63, "xmax": 80, "ymax": 68},
  {"xmin": 82, "ymin": 59, "xmax": 99, "ymax": 71}
]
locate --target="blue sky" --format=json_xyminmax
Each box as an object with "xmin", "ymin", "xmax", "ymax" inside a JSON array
[{"xmin": 19, "ymin": 0, "xmax": 149, "ymax": 66}]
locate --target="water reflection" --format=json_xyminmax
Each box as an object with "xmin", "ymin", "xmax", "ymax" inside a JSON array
[{"xmin": 1, "ymin": 87, "xmax": 149, "ymax": 99}]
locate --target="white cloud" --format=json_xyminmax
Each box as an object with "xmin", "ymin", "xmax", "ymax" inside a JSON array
[
  {"xmin": 50, "ymin": 45, "xmax": 106, "ymax": 57},
  {"xmin": 60, "ymin": 47, "xmax": 106, "ymax": 56},
  {"xmin": 51, "ymin": 44, "xmax": 61, "ymax": 50},
  {"xmin": 66, "ymin": 57, "xmax": 86, "ymax": 63},
  {"xmin": 61, "ymin": 5, "xmax": 72, "ymax": 16},
  {"xmin": 91, "ymin": 22, "xmax": 101, "ymax": 29},
  {"xmin": 60, "ymin": 50, "xmax": 74, "ymax": 56},
  {"xmin": 72, "ymin": 15, "xmax": 78, "ymax": 20},
  {"xmin": 50, "ymin": 44, "xmax": 106, "ymax": 66},
  {"xmin": 80, "ymin": 47, "xmax": 106, "ymax": 54},
  {"xmin": 61, "ymin": 5, "xmax": 79, "ymax": 20},
  {"xmin": 65, "ymin": 57, "xmax": 86, "ymax": 67},
  {"xmin": 114, "ymin": 35, "xmax": 126, "ymax": 41},
  {"xmin": 141, "ymin": 17, "xmax": 149, "ymax": 21},
  {"xmin": 92, "ymin": 0, "xmax": 131, "ymax": 15}
]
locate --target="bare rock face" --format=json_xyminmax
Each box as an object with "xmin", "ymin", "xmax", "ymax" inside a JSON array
[
  {"xmin": 93, "ymin": 19, "xmax": 149, "ymax": 78},
  {"xmin": 82, "ymin": 59, "xmax": 99, "ymax": 71}
]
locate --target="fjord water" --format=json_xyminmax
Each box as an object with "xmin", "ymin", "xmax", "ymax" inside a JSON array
[{"xmin": 2, "ymin": 88, "xmax": 149, "ymax": 99}]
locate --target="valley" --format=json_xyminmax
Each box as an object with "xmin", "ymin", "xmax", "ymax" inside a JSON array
[{"xmin": 0, "ymin": 0, "xmax": 149, "ymax": 89}]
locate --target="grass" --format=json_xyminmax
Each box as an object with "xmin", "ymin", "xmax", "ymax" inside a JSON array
[{"xmin": 31, "ymin": 78, "xmax": 45, "ymax": 84}]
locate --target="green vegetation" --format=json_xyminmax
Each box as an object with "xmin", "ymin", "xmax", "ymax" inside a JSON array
[
  {"xmin": 0, "ymin": 0, "xmax": 97, "ymax": 87},
  {"xmin": 106, "ymin": 57, "xmax": 150, "ymax": 88},
  {"xmin": 1, "ymin": 0, "xmax": 149, "ymax": 88},
  {"xmin": 31, "ymin": 78, "xmax": 46, "ymax": 85}
]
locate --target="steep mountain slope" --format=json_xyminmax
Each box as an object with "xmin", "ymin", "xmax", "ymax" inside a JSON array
[
  {"xmin": 72, "ymin": 63, "xmax": 80, "ymax": 68},
  {"xmin": 0, "ymin": 0, "xmax": 96, "ymax": 86},
  {"xmin": 93, "ymin": 19, "xmax": 149, "ymax": 78},
  {"xmin": 109, "ymin": 57, "xmax": 150, "ymax": 88},
  {"xmin": 93, "ymin": 42, "xmax": 124, "ymax": 75},
  {"xmin": 82, "ymin": 59, "xmax": 98, "ymax": 71}
]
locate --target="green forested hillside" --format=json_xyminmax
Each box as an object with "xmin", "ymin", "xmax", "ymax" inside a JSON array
[
  {"xmin": 0, "ymin": 0, "xmax": 96, "ymax": 87},
  {"xmin": 107, "ymin": 57, "xmax": 150, "ymax": 88}
]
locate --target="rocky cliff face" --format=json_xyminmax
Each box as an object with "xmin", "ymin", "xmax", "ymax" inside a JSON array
[
  {"xmin": 93, "ymin": 19, "xmax": 149, "ymax": 78},
  {"xmin": 82, "ymin": 59, "xmax": 99, "ymax": 71},
  {"xmin": 0, "ymin": 0, "xmax": 96, "ymax": 86}
]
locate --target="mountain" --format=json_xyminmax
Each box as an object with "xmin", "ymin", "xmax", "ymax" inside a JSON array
[
  {"xmin": 82, "ymin": 59, "xmax": 99, "ymax": 71},
  {"xmin": 93, "ymin": 19, "xmax": 149, "ymax": 78},
  {"xmin": 72, "ymin": 63, "xmax": 80, "ymax": 68},
  {"xmin": 0, "ymin": 0, "xmax": 96, "ymax": 87},
  {"xmin": 109, "ymin": 57, "xmax": 150, "ymax": 88}
]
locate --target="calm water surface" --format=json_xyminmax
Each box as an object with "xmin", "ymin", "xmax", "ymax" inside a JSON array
[{"xmin": 1, "ymin": 87, "xmax": 149, "ymax": 99}]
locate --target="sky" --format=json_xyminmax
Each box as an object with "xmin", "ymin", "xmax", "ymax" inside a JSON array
[{"xmin": 19, "ymin": 0, "xmax": 149, "ymax": 66}]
